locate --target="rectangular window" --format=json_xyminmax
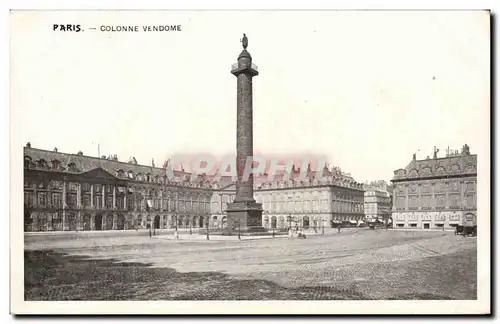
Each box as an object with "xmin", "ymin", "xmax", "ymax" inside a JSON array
[
  {"xmin": 94, "ymin": 195, "xmax": 102, "ymax": 208},
  {"xmin": 106, "ymin": 196, "xmax": 113, "ymax": 209},
  {"xmin": 127, "ymin": 196, "xmax": 134, "ymax": 210},
  {"xmin": 396, "ymin": 196, "xmax": 405, "ymax": 210},
  {"xmin": 466, "ymin": 182, "xmax": 476, "ymax": 191},
  {"xmin": 422, "ymin": 195, "xmax": 432, "ymax": 210},
  {"xmin": 466, "ymin": 194, "xmax": 476, "ymax": 208},
  {"xmin": 410, "ymin": 223, "xmax": 417, "ymax": 228},
  {"xmin": 81, "ymin": 195, "xmax": 90, "ymax": 208},
  {"xmin": 24, "ymin": 192, "xmax": 34, "ymax": 207},
  {"xmin": 449, "ymin": 194, "xmax": 460, "ymax": 209},
  {"xmin": 436, "ymin": 194, "xmax": 446, "ymax": 209},
  {"xmin": 435, "ymin": 224, "xmax": 444, "ymax": 228},
  {"xmin": 396, "ymin": 223, "xmax": 405, "ymax": 228},
  {"xmin": 116, "ymin": 197, "xmax": 124, "ymax": 209},
  {"xmin": 68, "ymin": 193, "xmax": 77, "ymax": 208},
  {"xmin": 408, "ymin": 196, "xmax": 418, "ymax": 210}
]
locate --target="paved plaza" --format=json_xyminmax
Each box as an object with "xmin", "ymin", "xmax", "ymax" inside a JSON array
[{"xmin": 24, "ymin": 229, "xmax": 477, "ymax": 300}]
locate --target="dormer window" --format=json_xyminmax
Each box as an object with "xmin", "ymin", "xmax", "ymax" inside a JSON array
[
  {"xmin": 24, "ymin": 156, "xmax": 32, "ymax": 169},
  {"xmin": 51, "ymin": 159, "xmax": 60, "ymax": 170},
  {"xmin": 127, "ymin": 171, "xmax": 134, "ymax": 179},
  {"xmin": 116, "ymin": 169, "xmax": 125, "ymax": 178},
  {"xmin": 37, "ymin": 159, "xmax": 49, "ymax": 169}
]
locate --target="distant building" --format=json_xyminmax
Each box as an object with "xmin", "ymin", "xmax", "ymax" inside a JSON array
[
  {"xmin": 363, "ymin": 180, "xmax": 392, "ymax": 225},
  {"xmin": 391, "ymin": 145, "xmax": 477, "ymax": 230},
  {"xmin": 23, "ymin": 144, "xmax": 365, "ymax": 232}
]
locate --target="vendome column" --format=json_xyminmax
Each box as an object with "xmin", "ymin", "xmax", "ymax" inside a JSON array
[{"xmin": 224, "ymin": 34, "xmax": 265, "ymax": 235}]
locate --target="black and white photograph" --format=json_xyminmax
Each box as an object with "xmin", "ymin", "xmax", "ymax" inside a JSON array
[{"xmin": 9, "ymin": 9, "xmax": 490, "ymax": 315}]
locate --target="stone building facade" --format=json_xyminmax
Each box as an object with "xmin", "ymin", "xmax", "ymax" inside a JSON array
[
  {"xmin": 23, "ymin": 144, "xmax": 365, "ymax": 232},
  {"xmin": 23, "ymin": 145, "xmax": 214, "ymax": 232},
  {"xmin": 391, "ymin": 145, "xmax": 477, "ymax": 230},
  {"xmin": 208, "ymin": 167, "xmax": 365, "ymax": 231}
]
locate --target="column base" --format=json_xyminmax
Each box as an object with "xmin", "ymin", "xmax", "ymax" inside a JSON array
[{"xmin": 224, "ymin": 201, "xmax": 266, "ymax": 235}]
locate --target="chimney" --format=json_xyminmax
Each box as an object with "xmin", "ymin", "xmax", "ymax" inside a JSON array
[
  {"xmin": 77, "ymin": 151, "xmax": 83, "ymax": 156},
  {"xmin": 26, "ymin": 142, "xmax": 31, "ymax": 148},
  {"xmin": 53, "ymin": 147, "xmax": 58, "ymax": 152}
]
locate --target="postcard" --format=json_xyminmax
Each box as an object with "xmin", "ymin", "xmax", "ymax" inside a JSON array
[{"xmin": 10, "ymin": 9, "xmax": 491, "ymax": 315}]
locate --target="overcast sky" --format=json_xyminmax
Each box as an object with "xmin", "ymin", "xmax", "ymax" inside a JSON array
[{"xmin": 10, "ymin": 10, "xmax": 490, "ymax": 182}]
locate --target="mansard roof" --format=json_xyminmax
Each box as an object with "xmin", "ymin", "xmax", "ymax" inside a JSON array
[
  {"xmin": 23, "ymin": 146, "xmax": 364, "ymax": 190},
  {"xmin": 24, "ymin": 147, "xmax": 188, "ymax": 179},
  {"xmin": 392, "ymin": 153, "xmax": 477, "ymax": 181}
]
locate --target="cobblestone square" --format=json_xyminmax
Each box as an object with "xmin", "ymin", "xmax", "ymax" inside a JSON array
[{"xmin": 24, "ymin": 229, "xmax": 477, "ymax": 300}]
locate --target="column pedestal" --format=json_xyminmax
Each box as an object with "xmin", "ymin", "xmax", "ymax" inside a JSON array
[{"xmin": 224, "ymin": 201, "xmax": 267, "ymax": 235}]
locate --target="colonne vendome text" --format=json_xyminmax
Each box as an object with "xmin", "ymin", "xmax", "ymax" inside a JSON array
[{"xmin": 99, "ymin": 25, "xmax": 182, "ymax": 32}]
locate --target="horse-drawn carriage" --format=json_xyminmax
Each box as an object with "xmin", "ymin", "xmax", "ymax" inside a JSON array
[{"xmin": 455, "ymin": 212, "xmax": 477, "ymax": 237}]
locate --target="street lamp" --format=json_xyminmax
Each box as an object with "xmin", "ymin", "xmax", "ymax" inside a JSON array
[
  {"xmin": 322, "ymin": 218, "xmax": 324, "ymax": 235},
  {"xmin": 190, "ymin": 219, "xmax": 192, "ymax": 235},
  {"xmin": 206, "ymin": 219, "xmax": 210, "ymax": 240}
]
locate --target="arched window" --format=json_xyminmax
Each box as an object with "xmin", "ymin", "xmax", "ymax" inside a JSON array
[
  {"xmin": 303, "ymin": 216, "xmax": 310, "ymax": 229},
  {"xmin": 271, "ymin": 216, "xmax": 277, "ymax": 229}
]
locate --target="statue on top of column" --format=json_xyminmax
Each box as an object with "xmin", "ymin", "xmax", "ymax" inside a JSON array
[{"xmin": 241, "ymin": 33, "xmax": 248, "ymax": 50}]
